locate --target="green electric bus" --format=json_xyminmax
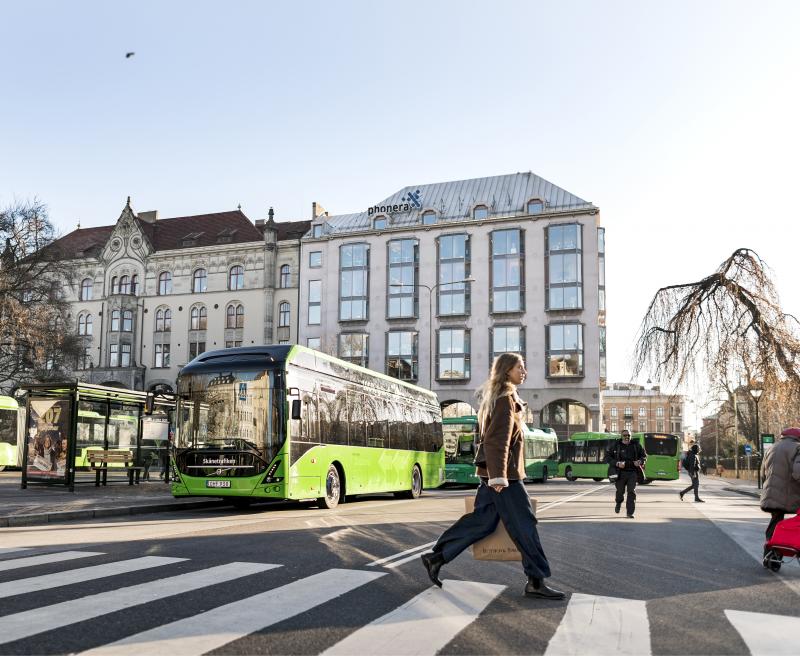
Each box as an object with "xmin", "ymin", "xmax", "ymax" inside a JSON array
[
  {"xmin": 558, "ymin": 431, "xmax": 681, "ymax": 483},
  {"xmin": 443, "ymin": 415, "xmax": 557, "ymax": 485},
  {"xmin": 0, "ymin": 396, "xmax": 22, "ymax": 470},
  {"xmin": 171, "ymin": 345, "xmax": 445, "ymax": 509}
]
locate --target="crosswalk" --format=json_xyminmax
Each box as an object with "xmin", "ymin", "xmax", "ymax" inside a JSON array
[{"xmin": 0, "ymin": 547, "xmax": 796, "ymax": 655}]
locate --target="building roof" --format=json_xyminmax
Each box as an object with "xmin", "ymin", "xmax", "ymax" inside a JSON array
[
  {"xmin": 307, "ymin": 171, "xmax": 595, "ymax": 237},
  {"xmin": 270, "ymin": 219, "xmax": 311, "ymax": 241}
]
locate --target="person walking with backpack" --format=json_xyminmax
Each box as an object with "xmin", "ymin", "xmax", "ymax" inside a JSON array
[
  {"xmin": 419, "ymin": 353, "xmax": 564, "ymax": 600},
  {"xmin": 760, "ymin": 427, "xmax": 800, "ymax": 542},
  {"xmin": 605, "ymin": 430, "xmax": 647, "ymax": 518},
  {"xmin": 680, "ymin": 444, "xmax": 705, "ymax": 502}
]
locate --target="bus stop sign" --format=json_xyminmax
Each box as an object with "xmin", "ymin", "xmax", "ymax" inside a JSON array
[{"xmin": 744, "ymin": 444, "xmax": 752, "ymax": 455}]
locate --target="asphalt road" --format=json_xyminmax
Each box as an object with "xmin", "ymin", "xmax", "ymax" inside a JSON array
[{"xmin": 0, "ymin": 475, "xmax": 796, "ymax": 655}]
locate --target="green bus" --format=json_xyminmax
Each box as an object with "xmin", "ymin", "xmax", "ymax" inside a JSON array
[
  {"xmin": 443, "ymin": 415, "xmax": 558, "ymax": 485},
  {"xmin": 171, "ymin": 344, "xmax": 445, "ymax": 509},
  {"xmin": 0, "ymin": 396, "xmax": 22, "ymax": 470},
  {"xmin": 558, "ymin": 432, "xmax": 681, "ymax": 482}
]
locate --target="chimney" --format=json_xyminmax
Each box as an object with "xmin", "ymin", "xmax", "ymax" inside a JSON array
[
  {"xmin": 312, "ymin": 201, "xmax": 328, "ymax": 219},
  {"xmin": 138, "ymin": 210, "xmax": 159, "ymax": 223}
]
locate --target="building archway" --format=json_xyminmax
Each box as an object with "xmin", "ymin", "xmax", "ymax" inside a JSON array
[
  {"xmin": 441, "ymin": 399, "xmax": 477, "ymax": 418},
  {"xmin": 148, "ymin": 382, "xmax": 174, "ymax": 394},
  {"xmin": 540, "ymin": 399, "xmax": 590, "ymax": 440},
  {"xmin": 100, "ymin": 380, "xmax": 128, "ymax": 390}
]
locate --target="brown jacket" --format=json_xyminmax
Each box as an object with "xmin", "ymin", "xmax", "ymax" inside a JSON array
[
  {"xmin": 475, "ymin": 392, "xmax": 526, "ymax": 483},
  {"xmin": 760, "ymin": 435, "xmax": 800, "ymax": 513}
]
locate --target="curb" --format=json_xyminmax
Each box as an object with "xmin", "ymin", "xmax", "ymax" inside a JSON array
[
  {"xmin": 723, "ymin": 486, "xmax": 760, "ymax": 499},
  {"xmin": 0, "ymin": 499, "xmax": 227, "ymax": 527}
]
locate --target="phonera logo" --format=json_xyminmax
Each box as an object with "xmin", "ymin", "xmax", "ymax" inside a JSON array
[{"xmin": 367, "ymin": 189, "xmax": 423, "ymax": 216}]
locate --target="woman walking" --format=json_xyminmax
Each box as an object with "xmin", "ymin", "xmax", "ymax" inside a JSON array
[{"xmin": 420, "ymin": 353, "xmax": 564, "ymax": 599}]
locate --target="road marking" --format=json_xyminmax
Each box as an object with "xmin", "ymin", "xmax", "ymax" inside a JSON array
[
  {"xmin": 79, "ymin": 568, "xmax": 386, "ymax": 656},
  {"xmin": 0, "ymin": 561, "xmax": 278, "ymax": 645},
  {"xmin": 367, "ymin": 541, "xmax": 436, "ymax": 567},
  {"xmin": 538, "ymin": 485, "xmax": 610, "ymax": 513},
  {"xmin": 0, "ymin": 556, "xmax": 186, "ymax": 599},
  {"xmin": 726, "ymin": 609, "xmax": 800, "ymax": 656},
  {"xmin": 0, "ymin": 550, "xmax": 104, "ymax": 572},
  {"xmin": 0, "ymin": 547, "xmax": 30, "ymax": 555},
  {"xmin": 321, "ymin": 579, "xmax": 505, "ymax": 655},
  {"xmin": 544, "ymin": 593, "xmax": 651, "ymax": 656}
]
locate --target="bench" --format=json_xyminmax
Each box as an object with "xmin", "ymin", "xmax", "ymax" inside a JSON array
[{"xmin": 87, "ymin": 450, "xmax": 144, "ymax": 486}]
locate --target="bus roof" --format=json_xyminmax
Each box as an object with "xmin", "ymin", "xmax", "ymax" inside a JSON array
[
  {"xmin": 0, "ymin": 396, "xmax": 18, "ymax": 411},
  {"xmin": 443, "ymin": 415, "xmax": 478, "ymax": 424}
]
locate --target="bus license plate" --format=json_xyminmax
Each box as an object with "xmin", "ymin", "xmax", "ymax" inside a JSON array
[{"xmin": 206, "ymin": 480, "xmax": 231, "ymax": 488}]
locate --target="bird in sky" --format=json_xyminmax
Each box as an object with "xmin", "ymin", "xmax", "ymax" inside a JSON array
[{"xmin": 125, "ymin": 52, "xmax": 135, "ymax": 58}]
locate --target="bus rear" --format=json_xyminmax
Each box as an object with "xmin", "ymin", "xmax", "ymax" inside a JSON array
[
  {"xmin": 443, "ymin": 416, "xmax": 480, "ymax": 485},
  {"xmin": 634, "ymin": 432, "xmax": 680, "ymax": 482},
  {"xmin": 523, "ymin": 427, "xmax": 558, "ymax": 483}
]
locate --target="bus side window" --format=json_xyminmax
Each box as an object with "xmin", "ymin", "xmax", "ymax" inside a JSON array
[
  {"xmin": 388, "ymin": 400, "xmax": 408, "ymax": 450},
  {"xmin": 367, "ymin": 397, "xmax": 388, "ymax": 448},
  {"xmin": 348, "ymin": 390, "xmax": 366, "ymax": 448},
  {"xmin": 318, "ymin": 390, "xmax": 333, "ymax": 445}
]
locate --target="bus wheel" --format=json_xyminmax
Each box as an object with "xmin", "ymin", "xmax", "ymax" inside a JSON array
[
  {"xmin": 541, "ymin": 467, "xmax": 548, "ymax": 484},
  {"xmin": 593, "ymin": 477, "xmax": 604, "ymax": 482},
  {"xmin": 318, "ymin": 465, "xmax": 341, "ymax": 509},
  {"xmin": 395, "ymin": 465, "xmax": 423, "ymax": 499},
  {"xmin": 565, "ymin": 467, "xmax": 576, "ymax": 482},
  {"xmin": 641, "ymin": 479, "xmax": 653, "ymax": 485},
  {"xmin": 231, "ymin": 497, "xmax": 251, "ymax": 509}
]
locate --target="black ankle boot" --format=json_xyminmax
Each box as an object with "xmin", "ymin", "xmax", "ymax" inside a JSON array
[
  {"xmin": 420, "ymin": 551, "xmax": 445, "ymax": 588},
  {"xmin": 524, "ymin": 577, "xmax": 565, "ymax": 600}
]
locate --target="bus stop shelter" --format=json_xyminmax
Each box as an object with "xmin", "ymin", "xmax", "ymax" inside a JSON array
[{"xmin": 20, "ymin": 382, "xmax": 175, "ymax": 492}]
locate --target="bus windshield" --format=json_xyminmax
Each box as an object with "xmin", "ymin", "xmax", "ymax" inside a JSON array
[
  {"xmin": 443, "ymin": 421, "xmax": 477, "ymax": 463},
  {"xmin": 0, "ymin": 408, "xmax": 16, "ymax": 446},
  {"xmin": 176, "ymin": 368, "xmax": 284, "ymax": 464}
]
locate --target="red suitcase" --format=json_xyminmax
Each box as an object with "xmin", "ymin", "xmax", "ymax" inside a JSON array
[{"xmin": 763, "ymin": 514, "xmax": 800, "ymax": 571}]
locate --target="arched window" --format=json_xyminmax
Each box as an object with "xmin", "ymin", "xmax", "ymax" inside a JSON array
[
  {"xmin": 78, "ymin": 313, "xmax": 93, "ymax": 336},
  {"xmin": 158, "ymin": 272, "xmax": 172, "ymax": 295},
  {"xmin": 119, "ymin": 275, "xmax": 130, "ymax": 295},
  {"xmin": 279, "ymin": 265, "xmax": 291, "ymax": 288},
  {"xmin": 422, "ymin": 210, "xmax": 437, "ymax": 225},
  {"xmin": 191, "ymin": 305, "xmax": 207, "ymax": 330},
  {"xmin": 111, "ymin": 309, "xmax": 120, "ymax": 331},
  {"xmin": 85, "ymin": 314, "xmax": 93, "ymax": 336},
  {"xmin": 155, "ymin": 308, "xmax": 171, "ymax": 332},
  {"xmin": 111, "ymin": 277, "xmax": 119, "ymax": 294},
  {"xmin": 122, "ymin": 310, "xmax": 133, "ymax": 332},
  {"xmin": 80, "ymin": 278, "xmax": 93, "ymax": 301},
  {"xmin": 473, "ymin": 205, "xmax": 489, "ymax": 220},
  {"xmin": 192, "ymin": 268, "xmax": 208, "ymax": 293},
  {"xmin": 228, "ymin": 265, "xmax": 244, "ymax": 290},
  {"xmin": 527, "ymin": 199, "xmax": 544, "ymax": 215},
  {"xmin": 226, "ymin": 303, "xmax": 244, "ymax": 329},
  {"xmin": 131, "ymin": 274, "xmax": 139, "ymax": 295},
  {"xmin": 278, "ymin": 302, "xmax": 290, "ymax": 327}
]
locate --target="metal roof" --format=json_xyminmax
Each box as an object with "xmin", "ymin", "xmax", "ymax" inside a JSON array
[{"xmin": 305, "ymin": 171, "xmax": 595, "ymax": 238}]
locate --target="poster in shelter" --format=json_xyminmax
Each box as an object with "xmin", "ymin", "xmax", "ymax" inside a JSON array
[{"xmin": 26, "ymin": 398, "xmax": 72, "ymax": 481}]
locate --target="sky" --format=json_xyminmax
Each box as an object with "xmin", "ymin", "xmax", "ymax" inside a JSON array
[{"xmin": 2, "ymin": 0, "xmax": 798, "ymax": 426}]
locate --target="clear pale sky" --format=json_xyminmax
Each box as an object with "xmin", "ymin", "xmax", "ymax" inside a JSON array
[{"xmin": 2, "ymin": 0, "xmax": 798, "ymax": 422}]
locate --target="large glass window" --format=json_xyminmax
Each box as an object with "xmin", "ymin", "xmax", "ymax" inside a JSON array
[
  {"xmin": 438, "ymin": 234, "xmax": 470, "ymax": 316},
  {"xmin": 338, "ymin": 333, "xmax": 368, "ymax": 367},
  {"xmin": 192, "ymin": 268, "xmax": 208, "ymax": 293},
  {"xmin": 387, "ymin": 239, "xmax": 417, "ymax": 318},
  {"xmin": 547, "ymin": 223, "xmax": 583, "ymax": 310},
  {"xmin": 278, "ymin": 302, "xmax": 290, "ymax": 327},
  {"xmin": 80, "ymin": 278, "xmax": 93, "ymax": 300},
  {"xmin": 308, "ymin": 280, "xmax": 321, "ymax": 325},
  {"xmin": 387, "ymin": 331, "xmax": 418, "ymax": 381},
  {"xmin": 547, "ymin": 323, "xmax": 584, "ymax": 377},
  {"xmin": 190, "ymin": 306, "xmax": 207, "ymax": 330},
  {"xmin": 279, "ymin": 265, "xmax": 290, "ymax": 288},
  {"xmin": 339, "ymin": 244, "xmax": 369, "ymax": 321},
  {"xmin": 155, "ymin": 343, "xmax": 170, "ymax": 368},
  {"xmin": 226, "ymin": 303, "xmax": 244, "ymax": 329},
  {"xmin": 491, "ymin": 229, "xmax": 524, "ymax": 313},
  {"xmin": 229, "ymin": 265, "xmax": 244, "ymax": 290},
  {"xmin": 158, "ymin": 271, "xmax": 172, "ymax": 295},
  {"xmin": 438, "ymin": 329, "xmax": 470, "ymax": 380},
  {"xmin": 491, "ymin": 326, "xmax": 524, "ymax": 360}
]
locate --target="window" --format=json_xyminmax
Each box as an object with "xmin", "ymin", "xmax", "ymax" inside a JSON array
[
  {"xmin": 491, "ymin": 326, "xmax": 524, "ymax": 360},
  {"xmin": 111, "ymin": 310, "xmax": 120, "ymax": 332},
  {"xmin": 624, "ymin": 406, "xmax": 632, "ymax": 417},
  {"xmin": 491, "ymin": 229, "xmax": 524, "ymax": 313},
  {"xmin": 625, "ymin": 421, "xmax": 632, "ymax": 432},
  {"xmin": 312, "ymin": 224, "xmax": 323, "ymax": 238},
  {"xmin": 438, "ymin": 329, "xmax": 470, "ymax": 379},
  {"xmin": 155, "ymin": 343, "xmax": 171, "ymax": 368},
  {"xmin": 438, "ymin": 234, "xmax": 470, "ymax": 316},
  {"xmin": 189, "ymin": 341, "xmax": 205, "ymax": 359},
  {"xmin": 131, "ymin": 274, "xmax": 139, "ymax": 295},
  {"xmin": 422, "ymin": 210, "xmax": 437, "ymax": 225},
  {"xmin": 78, "ymin": 313, "xmax": 93, "ymax": 336},
  {"xmin": 308, "ymin": 280, "xmax": 321, "ymax": 325},
  {"xmin": 109, "ymin": 344, "xmax": 119, "ymax": 367},
  {"xmin": 155, "ymin": 308, "xmax": 171, "ymax": 332},
  {"xmin": 546, "ymin": 323, "xmax": 584, "ymax": 377},
  {"xmin": 309, "ymin": 251, "xmax": 322, "ymax": 268},
  {"xmin": 527, "ymin": 199, "xmax": 544, "ymax": 215},
  {"xmin": 338, "ymin": 333, "xmax": 368, "ymax": 367},
  {"xmin": 546, "ymin": 224, "xmax": 583, "ymax": 310},
  {"xmin": 190, "ymin": 306, "xmax": 207, "ymax": 330},
  {"xmin": 599, "ymin": 325, "xmax": 607, "ymax": 386},
  {"xmin": 229, "ymin": 265, "xmax": 244, "ymax": 290},
  {"xmin": 610, "ymin": 407, "xmax": 618, "ymax": 418},
  {"xmin": 473, "ymin": 205, "xmax": 488, "ymax": 220},
  {"xmin": 639, "ymin": 407, "xmax": 647, "ymax": 417},
  {"xmin": 79, "ymin": 346, "xmax": 92, "ymax": 370},
  {"xmin": 158, "ymin": 272, "xmax": 172, "ymax": 295},
  {"xmin": 657, "ymin": 420, "xmax": 664, "ymax": 432},
  {"xmin": 122, "ymin": 310, "xmax": 133, "ymax": 332},
  {"xmin": 111, "ymin": 277, "xmax": 119, "ymax": 294},
  {"xmin": 598, "ymin": 227, "xmax": 606, "ymax": 312},
  {"xmin": 278, "ymin": 302, "xmax": 290, "ymax": 327},
  {"xmin": 279, "ymin": 265, "xmax": 290, "ymax": 288},
  {"xmin": 226, "ymin": 303, "xmax": 244, "ymax": 329},
  {"xmin": 119, "ymin": 275, "xmax": 130, "ymax": 295},
  {"xmin": 386, "ymin": 331, "xmax": 418, "ymax": 381},
  {"xmin": 373, "ymin": 216, "xmax": 387, "ymax": 230},
  {"xmin": 192, "ymin": 269, "xmax": 208, "ymax": 293},
  {"xmin": 339, "ymin": 244, "xmax": 369, "ymax": 321},
  {"xmin": 225, "ymin": 340, "xmax": 242, "ymax": 348},
  {"xmin": 611, "ymin": 420, "xmax": 618, "ymax": 432},
  {"xmin": 80, "ymin": 278, "xmax": 93, "ymax": 300},
  {"xmin": 387, "ymin": 239, "xmax": 417, "ymax": 318},
  {"xmin": 307, "ymin": 337, "xmax": 321, "ymax": 350},
  {"xmin": 656, "ymin": 406, "xmax": 664, "ymax": 417},
  {"xmin": 121, "ymin": 344, "xmax": 131, "ymax": 367}
]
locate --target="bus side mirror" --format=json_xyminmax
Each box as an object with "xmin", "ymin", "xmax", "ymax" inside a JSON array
[{"xmin": 291, "ymin": 400, "xmax": 301, "ymax": 420}]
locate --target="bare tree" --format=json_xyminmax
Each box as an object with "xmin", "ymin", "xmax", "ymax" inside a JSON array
[{"xmin": 0, "ymin": 199, "xmax": 81, "ymax": 392}]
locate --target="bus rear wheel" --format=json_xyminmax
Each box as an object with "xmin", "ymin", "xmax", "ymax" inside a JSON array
[
  {"xmin": 318, "ymin": 464, "xmax": 342, "ymax": 509},
  {"xmin": 565, "ymin": 467, "xmax": 576, "ymax": 482},
  {"xmin": 395, "ymin": 465, "xmax": 423, "ymax": 499},
  {"xmin": 540, "ymin": 467, "xmax": 548, "ymax": 484}
]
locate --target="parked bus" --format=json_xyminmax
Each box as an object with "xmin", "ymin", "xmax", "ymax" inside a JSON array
[
  {"xmin": 523, "ymin": 426, "xmax": 559, "ymax": 483},
  {"xmin": 171, "ymin": 345, "xmax": 444, "ymax": 509},
  {"xmin": 0, "ymin": 396, "xmax": 22, "ymax": 470},
  {"xmin": 558, "ymin": 431, "xmax": 681, "ymax": 482}
]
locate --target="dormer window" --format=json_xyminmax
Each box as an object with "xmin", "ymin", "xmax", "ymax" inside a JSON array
[
  {"xmin": 182, "ymin": 232, "xmax": 204, "ymax": 248},
  {"xmin": 527, "ymin": 199, "xmax": 544, "ymax": 215},
  {"xmin": 312, "ymin": 224, "xmax": 323, "ymax": 238},
  {"xmin": 373, "ymin": 216, "xmax": 387, "ymax": 230},
  {"xmin": 422, "ymin": 211, "xmax": 437, "ymax": 225},
  {"xmin": 217, "ymin": 228, "xmax": 238, "ymax": 244},
  {"xmin": 473, "ymin": 205, "xmax": 489, "ymax": 220}
]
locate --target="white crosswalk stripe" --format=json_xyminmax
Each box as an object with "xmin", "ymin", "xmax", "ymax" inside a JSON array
[
  {"xmin": 0, "ymin": 561, "xmax": 279, "ymax": 646},
  {"xmin": 79, "ymin": 568, "xmax": 386, "ymax": 656},
  {"xmin": 0, "ymin": 547, "xmax": 30, "ymax": 555},
  {"xmin": 321, "ymin": 579, "xmax": 505, "ymax": 656},
  {"xmin": 0, "ymin": 556, "xmax": 185, "ymax": 599},
  {"xmin": 726, "ymin": 610, "xmax": 800, "ymax": 656},
  {"xmin": 0, "ymin": 550, "xmax": 104, "ymax": 572}
]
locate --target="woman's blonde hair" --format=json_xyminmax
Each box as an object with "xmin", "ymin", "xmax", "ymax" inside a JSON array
[{"xmin": 476, "ymin": 353, "xmax": 523, "ymax": 430}]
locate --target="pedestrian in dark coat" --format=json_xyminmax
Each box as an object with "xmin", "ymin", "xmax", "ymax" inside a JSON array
[
  {"xmin": 420, "ymin": 353, "xmax": 564, "ymax": 600},
  {"xmin": 605, "ymin": 430, "xmax": 647, "ymax": 518},
  {"xmin": 680, "ymin": 444, "xmax": 705, "ymax": 502},
  {"xmin": 760, "ymin": 427, "xmax": 800, "ymax": 541}
]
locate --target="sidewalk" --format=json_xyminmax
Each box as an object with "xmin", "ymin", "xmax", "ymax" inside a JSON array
[
  {"xmin": 0, "ymin": 471, "xmax": 225, "ymax": 527},
  {"xmin": 705, "ymin": 474, "xmax": 761, "ymax": 499}
]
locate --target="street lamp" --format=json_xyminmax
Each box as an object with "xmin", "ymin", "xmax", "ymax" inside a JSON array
[
  {"xmin": 750, "ymin": 386, "xmax": 763, "ymax": 489},
  {"xmin": 640, "ymin": 379, "xmax": 653, "ymax": 433},
  {"xmin": 390, "ymin": 276, "xmax": 475, "ymax": 389}
]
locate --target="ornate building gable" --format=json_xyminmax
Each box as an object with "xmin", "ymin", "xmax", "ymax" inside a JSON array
[{"xmin": 100, "ymin": 197, "xmax": 154, "ymax": 266}]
